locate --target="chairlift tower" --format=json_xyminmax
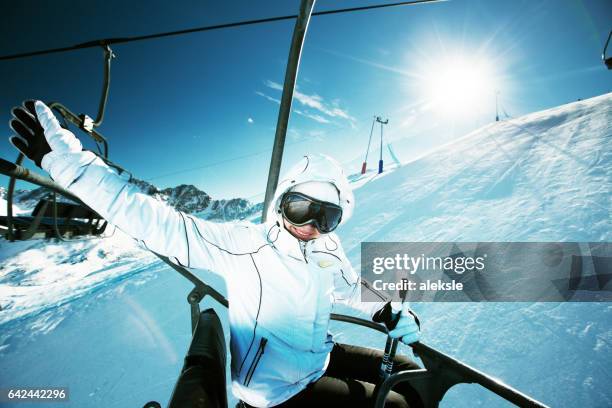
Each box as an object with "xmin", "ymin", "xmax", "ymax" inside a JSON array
[
  {"xmin": 361, "ymin": 116, "xmax": 378, "ymax": 174},
  {"xmin": 495, "ymin": 91, "xmax": 500, "ymax": 122},
  {"xmin": 377, "ymin": 116, "xmax": 389, "ymax": 174}
]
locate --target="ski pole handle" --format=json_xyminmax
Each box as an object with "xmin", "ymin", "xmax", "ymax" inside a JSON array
[
  {"xmin": 379, "ymin": 305, "xmax": 403, "ymax": 380},
  {"xmin": 380, "ymin": 290, "xmax": 408, "ymax": 381},
  {"xmin": 385, "ymin": 339, "xmax": 400, "ymax": 378},
  {"xmin": 379, "ymin": 337, "xmax": 393, "ymax": 379}
]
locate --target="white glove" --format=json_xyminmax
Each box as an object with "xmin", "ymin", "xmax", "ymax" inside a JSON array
[
  {"xmin": 388, "ymin": 303, "xmax": 421, "ymax": 345},
  {"xmin": 34, "ymin": 101, "xmax": 83, "ymax": 170}
]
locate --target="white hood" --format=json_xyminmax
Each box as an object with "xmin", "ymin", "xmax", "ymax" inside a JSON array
[{"xmin": 266, "ymin": 154, "xmax": 355, "ymax": 226}]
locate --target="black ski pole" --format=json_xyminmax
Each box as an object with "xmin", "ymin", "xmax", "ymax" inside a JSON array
[{"xmin": 379, "ymin": 288, "xmax": 408, "ymax": 380}]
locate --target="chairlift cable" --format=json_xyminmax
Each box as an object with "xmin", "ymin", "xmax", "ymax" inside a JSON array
[
  {"xmin": 0, "ymin": 0, "xmax": 443, "ymax": 61},
  {"xmin": 145, "ymin": 139, "xmax": 309, "ymax": 182}
]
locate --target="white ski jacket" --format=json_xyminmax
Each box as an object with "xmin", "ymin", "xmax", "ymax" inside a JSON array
[{"xmin": 42, "ymin": 142, "xmax": 388, "ymax": 406}]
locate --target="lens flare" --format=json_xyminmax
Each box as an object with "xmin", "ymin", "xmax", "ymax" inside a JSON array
[{"xmin": 420, "ymin": 55, "xmax": 496, "ymax": 118}]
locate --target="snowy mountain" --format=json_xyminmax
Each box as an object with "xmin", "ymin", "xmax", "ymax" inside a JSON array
[
  {"xmin": 0, "ymin": 92, "xmax": 610, "ymax": 408},
  {"xmin": 0, "ymin": 178, "xmax": 262, "ymax": 221},
  {"xmin": 129, "ymin": 178, "xmax": 262, "ymax": 221},
  {"xmin": 0, "ymin": 186, "xmax": 59, "ymax": 213}
]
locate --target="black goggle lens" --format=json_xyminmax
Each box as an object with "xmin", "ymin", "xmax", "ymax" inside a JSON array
[{"xmin": 281, "ymin": 193, "xmax": 343, "ymax": 233}]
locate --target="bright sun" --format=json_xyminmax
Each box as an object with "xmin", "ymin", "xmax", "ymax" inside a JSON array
[{"xmin": 420, "ymin": 55, "xmax": 496, "ymax": 118}]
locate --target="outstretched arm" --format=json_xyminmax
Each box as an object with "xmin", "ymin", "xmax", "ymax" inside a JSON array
[{"xmin": 8, "ymin": 100, "xmax": 250, "ymax": 273}]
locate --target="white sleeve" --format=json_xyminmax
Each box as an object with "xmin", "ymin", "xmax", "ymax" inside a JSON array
[
  {"xmin": 42, "ymin": 149, "xmax": 253, "ymax": 274},
  {"xmin": 331, "ymin": 241, "xmax": 389, "ymax": 318}
]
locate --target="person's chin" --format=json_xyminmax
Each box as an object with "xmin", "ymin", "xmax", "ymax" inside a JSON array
[
  {"xmin": 293, "ymin": 230, "xmax": 313, "ymax": 240},
  {"xmin": 290, "ymin": 227, "xmax": 317, "ymax": 240}
]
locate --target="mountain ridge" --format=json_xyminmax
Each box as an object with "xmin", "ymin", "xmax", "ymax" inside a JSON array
[{"xmin": 0, "ymin": 177, "xmax": 262, "ymax": 222}]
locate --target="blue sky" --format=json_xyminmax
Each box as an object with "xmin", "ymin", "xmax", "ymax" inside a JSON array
[{"xmin": 1, "ymin": 0, "xmax": 610, "ymax": 201}]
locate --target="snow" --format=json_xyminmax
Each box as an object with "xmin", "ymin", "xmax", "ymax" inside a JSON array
[
  {"xmin": 0, "ymin": 228, "xmax": 161, "ymax": 326},
  {"xmin": 0, "ymin": 92, "xmax": 611, "ymax": 407},
  {"xmin": 0, "ymin": 197, "xmax": 28, "ymax": 216},
  {"xmin": 337, "ymin": 92, "xmax": 612, "ymax": 407}
]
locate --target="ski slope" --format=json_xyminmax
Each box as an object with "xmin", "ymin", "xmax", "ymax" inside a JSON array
[
  {"xmin": 0, "ymin": 93, "xmax": 610, "ymax": 407},
  {"xmin": 337, "ymin": 93, "xmax": 612, "ymax": 407}
]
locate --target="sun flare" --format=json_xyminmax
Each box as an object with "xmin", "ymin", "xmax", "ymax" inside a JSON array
[{"xmin": 420, "ymin": 55, "xmax": 496, "ymax": 118}]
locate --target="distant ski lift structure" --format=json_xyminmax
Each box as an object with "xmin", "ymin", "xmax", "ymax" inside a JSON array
[
  {"xmin": 361, "ymin": 116, "xmax": 377, "ymax": 174},
  {"xmin": 603, "ymin": 30, "xmax": 612, "ymax": 69},
  {"xmin": 495, "ymin": 91, "xmax": 500, "ymax": 121},
  {"xmin": 361, "ymin": 115, "xmax": 389, "ymax": 174},
  {"xmin": 377, "ymin": 116, "xmax": 389, "ymax": 174}
]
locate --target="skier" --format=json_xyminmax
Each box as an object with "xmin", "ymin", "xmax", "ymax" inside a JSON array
[{"xmin": 9, "ymin": 101, "xmax": 422, "ymax": 408}]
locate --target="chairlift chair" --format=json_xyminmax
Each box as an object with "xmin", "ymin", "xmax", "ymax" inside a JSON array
[
  {"xmin": 153, "ymin": 254, "xmax": 549, "ymax": 408},
  {"xmin": 603, "ymin": 30, "xmax": 612, "ymax": 69},
  {"xmin": 1, "ymin": 45, "xmax": 114, "ymax": 241},
  {"xmin": 0, "ymin": 194, "xmax": 107, "ymax": 240}
]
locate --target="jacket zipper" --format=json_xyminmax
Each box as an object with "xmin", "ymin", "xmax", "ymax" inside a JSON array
[
  {"xmin": 244, "ymin": 337, "xmax": 268, "ymax": 386},
  {"xmin": 299, "ymin": 240, "xmax": 308, "ymax": 263}
]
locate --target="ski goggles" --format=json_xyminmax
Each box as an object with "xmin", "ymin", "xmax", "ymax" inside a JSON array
[{"xmin": 280, "ymin": 192, "xmax": 343, "ymax": 234}]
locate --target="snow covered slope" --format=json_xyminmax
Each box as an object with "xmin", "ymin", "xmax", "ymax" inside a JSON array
[
  {"xmin": 342, "ymin": 92, "xmax": 611, "ymax": 250},
  {"xmin": 0, "ymin": 93, "xmax": 610, "ymax": 407},
  {"xmin": 336, "ymin": 92, "xmax": 612, "ymax": 407}
]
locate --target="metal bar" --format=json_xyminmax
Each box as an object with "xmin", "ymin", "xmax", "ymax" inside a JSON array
[
  {"xmin": 374, "ymin": 369, "xmax": 431, "ymax": 407},
  {"xmin": 187, "ymin": 288, "xmax": 203, "ymax": 333},
  {"xmin": 261, "ymin": 0, "xmax": 316, "ymax": 222},
  {"xmin": 379, "ymin": 120, "xmax": 384, "ymax": 161},
  {"xmin": 411, "ymin": 342, "xmax": 549, "ymax": 407},
  {"xmin": 20, "ymin": 199, "xmax": 49, "ymax": 240},
  {"xmin": 603, "ymin": 30, "xmax": 612, "ymax": 69},
  {"xmin": 0, "ymin": 158, "xmax": 85, "ymax": 206},
  {"xmin": 48, "ymin": 102, "xmax": 109, "ymax": 156},
  {"xmin": 363, "ymin": 117, "xmax": 377, "ymax": 169},
  {"xmin": 93, "ymin": 45, "xmax": 114, "ymax": 127},
  {"xmin": 330, "ymin": 313, "xmax": 388, "ymax": 334},
  {"xmin": 155, "ymin": 253, "xmax": 229, "ymax": 309},
  {"xmin": 329, "ymin": 313, "xmax": 548, "ymax": 407},
  {"xmin": 51, "ymin": 192, "xmax": 69, "ymax": 241},
  {"xmin": 5, "ymin": 154, "xmax": 24, "ymax": 241},
  {"xmin": 602, "ymin": 30, "xmax": 612, "ymax": 62}
]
